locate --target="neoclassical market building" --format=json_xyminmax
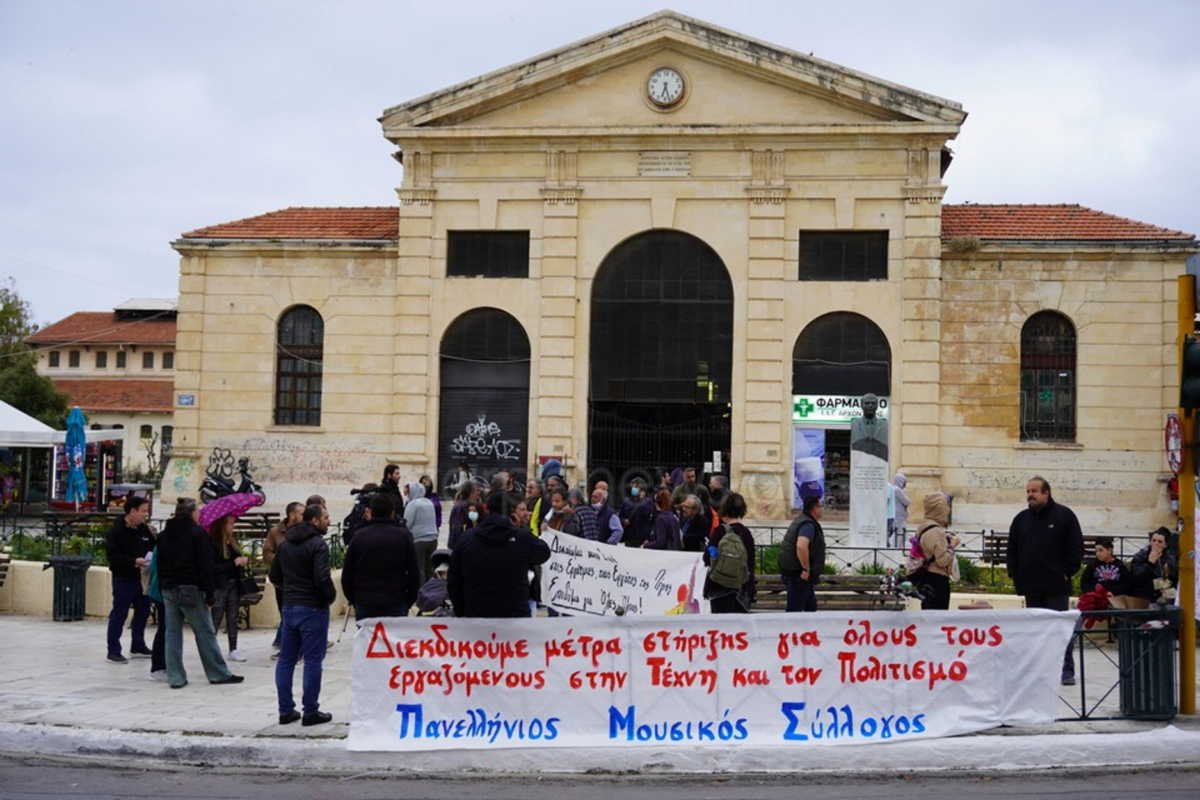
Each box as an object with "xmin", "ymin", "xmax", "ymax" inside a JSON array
[{"xmin": 162, "ymin": 11, "xmax": 1197, "ymax": 532}]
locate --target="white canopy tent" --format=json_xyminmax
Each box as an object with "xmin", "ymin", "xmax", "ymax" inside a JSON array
[{"xmin": 0, "ymin": 400, "xmax": 114, "ymax": 447}]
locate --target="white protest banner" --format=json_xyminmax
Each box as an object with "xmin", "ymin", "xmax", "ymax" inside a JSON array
[
  {"xmin": 539, "ymin": 529, "xmax": 710, "ymax": 616},
  {"xmin": 349, "ymin": 610, "xmax": 1078, "ymax": 751}
]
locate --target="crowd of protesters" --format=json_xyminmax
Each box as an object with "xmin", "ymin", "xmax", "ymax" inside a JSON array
[{"xmin": 101, "ymin": 460, "xmax": 1182, "ymax": 720}]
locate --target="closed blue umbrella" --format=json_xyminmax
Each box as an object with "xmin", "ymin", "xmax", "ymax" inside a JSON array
[{"xmin": 64, "ymin": 406, "xmax": 88, "ymax": 507}]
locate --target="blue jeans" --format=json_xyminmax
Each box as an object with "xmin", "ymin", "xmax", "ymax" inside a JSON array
[
  {"xmin": 107, "ymin": 577, "xmax": 150, "ymax": 657},
  {"xmin": 276, "ymin": 606, "xmax": 329, "ymax": 715},
  {"xmin": 783, "ymin": 574, "xmax": 817, "ymax": 612},
  {"xmin": 162, "ymin": 585, "xmax": 234, "ymax": 687}
]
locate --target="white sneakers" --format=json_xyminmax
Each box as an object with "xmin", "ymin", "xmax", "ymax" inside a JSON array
[
  {"xmin": 228, "ymin": 649, "xmax": 247, "ymax": 662},
  {"xmin": 149, "ymin": 670, "xmax": 167, "ymax": 682}
]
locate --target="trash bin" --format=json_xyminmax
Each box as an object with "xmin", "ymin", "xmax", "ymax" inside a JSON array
[
  {"xmin": 45, "ymin": 555, "xmax": 92, "ymax": 621},
  {"xmin": 1117, "ymin": 615, "xmax": 1177, "ymax": 719}
]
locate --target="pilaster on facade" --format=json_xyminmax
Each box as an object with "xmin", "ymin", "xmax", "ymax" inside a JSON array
[
  {"xmin": 742, "ymin": 195, "xmax": 790, "ymax": 517},
  {"xmin": 746, "ymin": 148, "xmax": 790, "ymax": 207},
  {"xmin": 899, "ymin": 187, "xmax": 945, "ymax": 498},
  {"xmin": 537, "ymin": 186, "xmax": 579, "ymax": 467},
  {"xmin": 542, "ymin": 148, "xmax": 582, "ymax": 210},
  {"xmin": 393, "ymin": 181, "xmax": 434, "ymax": 465}
]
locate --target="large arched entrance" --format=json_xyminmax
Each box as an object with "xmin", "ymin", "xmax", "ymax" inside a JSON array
[
  {"xmin": 437, "ymin": 308, "xmax": 530, "ymax": 494},
  {"xmin": 588, "ymin": 230, "xmax": 733, "ymax": 491},
  {"xmin": 791, "ymin": 312, "xmax": 891, "ymax": 516}
]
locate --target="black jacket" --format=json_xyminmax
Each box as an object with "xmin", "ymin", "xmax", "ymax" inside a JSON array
[
  {"xmin": 340, "ymin": 519, "xmax": 420, "ymax": 615},
  {"xmin": 448, "ymin": 513, "xmax": 550, "ymax": 618},
  {"xmin": 105, "ymin": 516, "xmax": 156, "ymax": 581},
  {"xmin": 269, "ymin": 523, "xmax": 336, "ymax": 609},
  {"xmin": 156, "ymin": 516, "xmax": 215, "ymax": 604},
  {"xmin": 380, "ymin": 478, "xmax": 405, "ymax": 515},
  {"xmin": 1006, "ymin": 499, "xmax": 1084, "ymax": 596},
  {"xmin": 680, "ymin": 510, "xmax": 710, "ymax": 552},
  {"xmin": 1128, "ymin": 546, "xmax": 1177, "ymax": 600},
  {"xmin": 211, "ymin": 538, "xmax": 243, "ymax": 586}
]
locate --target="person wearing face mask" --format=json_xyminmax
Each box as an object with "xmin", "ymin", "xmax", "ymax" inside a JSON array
[
  {"xmin": 620, "ymin": 479, "xmax": 653, "ymax": 548},
  {"xmin": 591, "ymin": 487, "xmax": 623, "ymax": 545}
]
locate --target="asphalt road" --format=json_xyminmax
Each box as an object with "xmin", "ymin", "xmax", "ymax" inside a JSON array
[{"xmin": 1, "ymin": 757, "xmax": 1199, "ymax": 800}]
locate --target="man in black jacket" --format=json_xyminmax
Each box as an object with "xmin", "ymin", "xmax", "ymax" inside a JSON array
[
  {"xmin": 270, "ymin": 503, "xmax": 336, "ymax": 726},
  {"xmin": 379, "ymin": 464, "xmax": 404, "ymax": 516},
  {"xmin": 341, "ymin": 493, "xmax": 420, "ymax": 618},
  {"xmin": 449, "ymin": 492, "xmax": 550, "ymax": 617},
  {"xmin": 104, "ymin": 496, "xmax": 156, "ymax": 663},
  {"xmin": 1006, "ymin": 476, "xmax": 1084, "ymax": 685}
]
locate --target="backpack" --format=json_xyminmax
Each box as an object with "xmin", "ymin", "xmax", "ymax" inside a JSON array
[
  {"xmin": 708, "ymin": 524, "xmax": 749, "ymax": 590},
  {"xmin": 905, "ymin": 523, "xmax": 940, "ymax": 576}
]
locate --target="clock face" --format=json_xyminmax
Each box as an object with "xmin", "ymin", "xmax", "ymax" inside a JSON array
[{"xmin": 647, "ymin": 68, "xmax": 684, "ymax": 107}]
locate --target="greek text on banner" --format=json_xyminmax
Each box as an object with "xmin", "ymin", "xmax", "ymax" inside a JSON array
[
  {"xmin": 539, "ymin": 530, "xmax": 710, "ymax": 616},
  {"xmin": 349, "ymin": 610, "xmax": 1078, "ymax": 751}
]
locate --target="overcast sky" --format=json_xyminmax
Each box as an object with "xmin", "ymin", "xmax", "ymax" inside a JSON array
[{"xmin": 3, "ymin": 0, "xmax": 1198, "ymax": 325}]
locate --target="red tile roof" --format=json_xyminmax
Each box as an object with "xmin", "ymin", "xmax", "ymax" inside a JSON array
[
  {"xmin": 942, "ymin": 204, "xmax": 1194, "ymax": 242},
  {"xmin": 27, "ymin": 312, "xmax": 176, "ymax": 346},
  {"xmin": 181, "ymin": 204, "xmax": 1195, "ymax": 245},
  {"xmin": 182, "ymin": 207, "xmax": 399, "ymax": 240},
  {"xmin": 52, "ymin": 379, "xmax": 174, "ymax": 413}
]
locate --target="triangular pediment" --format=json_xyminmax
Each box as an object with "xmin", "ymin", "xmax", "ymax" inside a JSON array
[{"xmin": 381, "ymin": 10, "xmax": 965, "ymax": 135}]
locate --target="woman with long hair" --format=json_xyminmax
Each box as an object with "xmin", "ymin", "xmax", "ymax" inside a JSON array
[
  {"xmin": 643, "ymin": 489, "xmax": 681, "ymax": 550},
  {"xmin": 207, "ymin": 514, "xmax": 249, "ymax": 661},
  {"xmin": 156, "ymin": 498, "xmax": 241, "ymax": 688}
]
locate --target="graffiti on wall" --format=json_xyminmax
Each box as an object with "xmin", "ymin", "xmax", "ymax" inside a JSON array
[
  {"xmin": 449, "ymin": 414, "xmax": 522, "ymax": 462},
  {"xmin": 213, "ymin": 436, "xmax": 379, "ymax": 486}
]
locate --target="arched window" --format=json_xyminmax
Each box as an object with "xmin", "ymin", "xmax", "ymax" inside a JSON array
[
  {"xmin": 275, "ymin": 305, "xmax": 324, "ymax": 426},
  {"xmin": 1020, "ymin": 311, "xmax": 1075, "ymax": 442},
  {"xmin": 588, "ymin": 230, "xmax": 734, "ymax": 487},
  {"xmin": 792, "ymin": 312, "xmax": 891, "ymax": 396},
  {"xmin": 438, "ymin": 308, "xmax": 530, "ymax": 491}
]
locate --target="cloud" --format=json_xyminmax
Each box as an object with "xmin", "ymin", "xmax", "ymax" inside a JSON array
[{"xmin": 2, "ymin": 0, "xmax": 1197, "ymax": 322}]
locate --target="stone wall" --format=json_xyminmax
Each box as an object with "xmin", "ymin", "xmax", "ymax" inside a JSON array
[{"xmin": 937, "ymin": 247, "xmax": 1179, "ymax": 533}]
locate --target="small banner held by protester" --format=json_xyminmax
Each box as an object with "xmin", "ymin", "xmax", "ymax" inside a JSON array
[
  {"xmin": 349, "ymin": 610, "xmax": 1078, "ymax": 751},
  {"xmin": 538, "ymin": 530, "xmax": 710, "ymax": 616}
]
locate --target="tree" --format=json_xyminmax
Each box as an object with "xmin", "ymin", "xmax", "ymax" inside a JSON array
[{"xmin": 0, "ymin": 278, "xmax": 68, "ymax": 427}]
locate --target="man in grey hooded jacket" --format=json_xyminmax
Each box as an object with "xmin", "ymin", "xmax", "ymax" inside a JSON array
[{"xmin": 404, "ymin": 481, "xmax": 439, "ymax": 582}]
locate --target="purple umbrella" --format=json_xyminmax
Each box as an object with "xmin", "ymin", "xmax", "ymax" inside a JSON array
[{"xmin": 198, "ymin": 492, "xmax": 265, "ymax": 531}]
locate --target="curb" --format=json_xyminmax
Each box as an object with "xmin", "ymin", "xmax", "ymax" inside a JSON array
[{"xmin": 3, "ymin": 722, "xmax": 1199, "ymax": 776}]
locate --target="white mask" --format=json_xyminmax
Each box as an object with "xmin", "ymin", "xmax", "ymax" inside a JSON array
[{"xmin": 467, "ymin": 510, "xmax": 479, "ymax": 523}]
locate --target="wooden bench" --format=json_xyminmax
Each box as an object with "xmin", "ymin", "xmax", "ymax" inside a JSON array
[
  {"xmin": 754, "ymin": 573, "xmax": 906, "ymax": 612},
  {"xmin": 233, "ymin": 512, "xmax": 280, "ymax": 541},
  {"xmin": 981, "ymin": 531, "xmax": 1098, "ymax": 565}
]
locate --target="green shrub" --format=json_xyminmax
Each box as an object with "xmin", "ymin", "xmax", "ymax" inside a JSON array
[
  {"xmin": 956, "ymin": 555, "xmax": 982, "ymax": 585},
  {"xmin": 757, "ymin": 544, "xmax": 780, "ymax": 575},
  {"xmin": 856, "ymin": 561, "xmax": 886, "ymax": 576},
  {"xmin": 12, "ymin": 533, "xmax": 52, "ymax": 562}
]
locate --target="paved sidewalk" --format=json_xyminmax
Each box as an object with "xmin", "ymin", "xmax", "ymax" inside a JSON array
[{"xmin": 0, "ymin": 614, "xmax": 1198, "ymax": 775}]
